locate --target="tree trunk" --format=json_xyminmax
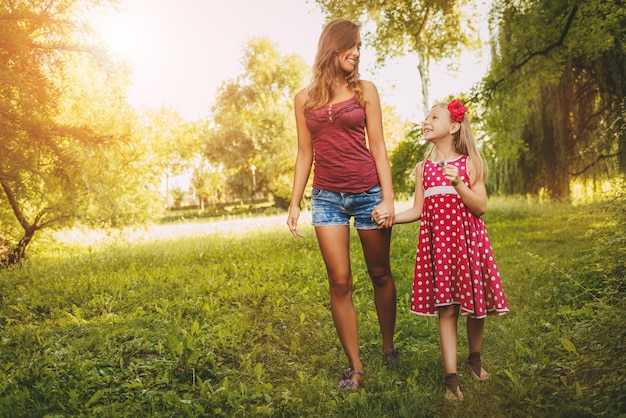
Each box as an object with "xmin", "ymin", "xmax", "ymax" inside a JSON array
[
  {"xmin": 0, "ymin": 180, "xmax": 42, "ymax": 268},
  {"xmin": 545, "ymin": 80, "xmax": 578, "ymax": 200},
  {"xmin": 1, "ymin": 231, "xmax": 35, "ymax": 268},
  {"xmin": 417, "ymin": 52, "xmax": 431, "ymax": 117}
]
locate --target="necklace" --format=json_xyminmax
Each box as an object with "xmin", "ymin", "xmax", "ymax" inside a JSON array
[{"xmin": 436, "ymin": 154, "xmax": 458, "ymax": 167}]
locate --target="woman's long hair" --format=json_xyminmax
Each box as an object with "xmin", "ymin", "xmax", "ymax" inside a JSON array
[
  {"xmin": 424, "ymin": 102, "xmax": 487, "ymax": 183},
  {"xmin": 304, "ymin": 18, "xmax": 365, "ymax": 111}
]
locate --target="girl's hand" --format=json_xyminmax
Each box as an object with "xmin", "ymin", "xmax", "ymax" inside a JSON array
[
  {"xmin": 441, "ymin": 163, "xmax": 461, "ymax": 187},
  {"xmin": 372, "ymin": 204, "xmax": 390, "ymax": 227}
]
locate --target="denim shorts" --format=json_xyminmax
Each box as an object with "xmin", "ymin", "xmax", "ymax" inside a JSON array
[{"xmin": 311, "ymin": 184, "xmax": 382, "ymax": 230}]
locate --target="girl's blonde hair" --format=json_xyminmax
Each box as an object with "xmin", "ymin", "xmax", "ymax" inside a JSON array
[
  {"xmin": 424, "ymin": 102, "xmax": 487, "ymax": 183},
  {"xmin": 304, "ymin": 18, "xmax": 365, "ymax": 111}
]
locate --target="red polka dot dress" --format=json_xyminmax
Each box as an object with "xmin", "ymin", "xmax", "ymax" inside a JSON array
[{"xmin": 410, "ymin": 156, "xmax": 509, "ymax": 318}]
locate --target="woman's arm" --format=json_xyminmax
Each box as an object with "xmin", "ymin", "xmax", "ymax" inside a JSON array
[
  {"xmin": 373, "ymin": 162, "xmax": 424, "ymax": 226},
  {"xmin": 362, "ymin": 80, "xmax": 395, "ymax": 228},
  {"xmin": 286, "ymin": 89, "xmax": 314, "ymax": 237}
]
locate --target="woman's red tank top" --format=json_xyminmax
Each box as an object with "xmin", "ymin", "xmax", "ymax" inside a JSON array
[{"xmin": 304, "ymin": 97, "xmax": 379, "ymax": 193}]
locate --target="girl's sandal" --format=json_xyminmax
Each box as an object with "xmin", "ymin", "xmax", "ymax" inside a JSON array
[
  {"xmin": 444, "ymin": 373, "xmax": 464, "ymax": 401},
  {"xmin": 384, "ymin": 347, "xmax": 399, "ymax": 364},
  {"xmin": 467, "ymin": 351, "xmax": 491, "ymax": 381},
  {"xmin": 338, "ymin": 368, "xmax": 363, "ymax": 390}
]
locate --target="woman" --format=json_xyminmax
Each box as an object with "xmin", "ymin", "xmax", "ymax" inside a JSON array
[{"xmin": 286, "ymin": 18, "xmax": 397, "ymax": 390}]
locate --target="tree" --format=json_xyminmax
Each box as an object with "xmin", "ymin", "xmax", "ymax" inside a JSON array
[
  {"xmin": 481, "ymin": 0, "xmax": 626, "ymax": 199},
  {"xmin": 0, "ymin": 0, "xmax": 157, "ymax": 266},
  {"xmin": 390, "ymin": 123, "xmax": 429, "ymax": 196},
  {"xmin": 313, "ymin": 0, "xmax": 480, "ymax": 116},
  {"xmin": 204, "ymin": 37, "xmax": 309, "ymax": 207},
  {"xmin": 190, "ymin": 161, "xmax": 225, "ymax": 210},
  {"xmin": 134, "ymin": 108, "xmax": 204, "ymax": 210}
]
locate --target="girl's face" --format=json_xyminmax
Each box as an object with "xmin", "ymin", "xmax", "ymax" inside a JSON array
[
  {"xmin": 423, "ymin": 106, "xmax": 455, "ymax": 142},
  {"xmin": 337, "ymin": 37, "xmax": 361, "ymax": 73}
]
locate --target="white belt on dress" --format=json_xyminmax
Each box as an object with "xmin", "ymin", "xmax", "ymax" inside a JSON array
[{"xmin": 424, "ymin": 186, "xmax": 459, "ymax": 198}]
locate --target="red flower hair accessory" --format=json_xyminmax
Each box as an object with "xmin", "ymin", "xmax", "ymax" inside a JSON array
[{"xmin": 447, "ymin": 99, "xmax": 466, "ymax": 123}]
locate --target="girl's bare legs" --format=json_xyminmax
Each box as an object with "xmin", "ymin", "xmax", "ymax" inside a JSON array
[
  {"xmin": 315, "ymin": 225, "xmax": 362, "ymax": 384},
  {"xmin": 358, "ymin": 228, "xmax": 396, "ymax": 353},
  {"xmin": 439, "ymin": 304, "xmax": 463, "ymax": 400},
  {"xmin": 467, "ymin": 317, "xmax": 490, "ymax": 380},
  {"xmin": 467, "ymin": 317, "xmax": 484, "ymax": 354},
  {"xmin": 438, "ymin": 305, "xmax": 459, "ymax": 374}
]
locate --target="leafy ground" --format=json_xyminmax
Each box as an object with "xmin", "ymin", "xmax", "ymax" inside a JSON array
[{"xmin": 0, "ymin": 197, "xmax": 624, "ymax": 417}]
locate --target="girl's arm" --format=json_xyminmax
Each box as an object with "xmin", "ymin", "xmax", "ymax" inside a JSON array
[
  {"xmin": 286, "ymin": 89, "xmax": 314, "ymax": 237},
  {"xmin": 443, "ymin": 157, "xmax": 487, "ymax": 216},
  {"xmin": 362, "ymin": 80, "xmax": 395, "ymax": 227},
  {"xmin": 393, "ymin": 162, "xmax": 424, "ymax": 224}
]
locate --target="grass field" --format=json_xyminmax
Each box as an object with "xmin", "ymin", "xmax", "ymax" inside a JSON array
[{"xmin": 0, "ymin": 197, "xmax": 624, "ymax": 417}]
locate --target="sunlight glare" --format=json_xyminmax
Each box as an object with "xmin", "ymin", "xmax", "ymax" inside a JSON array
[
  {"xmin": 571, "ymin": 179, "xmax": 622, "ymax": 205},
  {"xmin": 90, "ymin": 12, "xmax": 146, "ymax": 63},
  {"xmin": 100, "ymin": 20, "xmax": 140, "ymax": 60},
  {"xmin": 83, "ymin": 0, "xmax": 492, "ymax": 122}
]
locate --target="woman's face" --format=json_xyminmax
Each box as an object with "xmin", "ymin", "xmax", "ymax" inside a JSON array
[{"xmin": 336, "ymin": 37, "xmax": 361, "ymax": 73}]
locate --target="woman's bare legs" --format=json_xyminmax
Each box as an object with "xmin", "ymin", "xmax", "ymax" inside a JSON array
[
  {"xmin": 315, "ymin": 225, "xmax": 362, "ymax": 384},
  {"xmin": 358, "ymin": 228, "xmax": 396, "ymax": 353}
]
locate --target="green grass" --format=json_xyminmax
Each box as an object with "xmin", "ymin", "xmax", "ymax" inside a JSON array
[{"xmin": 0, "ymin": 198, "xmax": 624, "ymax": 417}]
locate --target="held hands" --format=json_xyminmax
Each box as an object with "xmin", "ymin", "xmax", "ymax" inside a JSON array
[
  {"xmin": 439, "ymin": 161, "xmax": 461, "ymax": 187},
  {"xmin": 371, "ymin": 204, "xmax": 394, "ymax": 228}
]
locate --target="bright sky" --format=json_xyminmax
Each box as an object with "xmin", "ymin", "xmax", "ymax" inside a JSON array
[{"xmin": 91, "ymin": 0, "xmax": 490, "ymax": 122}]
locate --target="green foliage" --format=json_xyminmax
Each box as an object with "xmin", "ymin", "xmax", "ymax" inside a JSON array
[
  {"xmin": 390, "ymin": 124, "xmax": 429, "ymax": 196},
  {"xmin": 0, "ymin": 199, "xmax": 625, "ymax": 416},
  {"xmin": 135, "ymin": 107, "xmax": 206, "ymax": 212},
  {"xmin": 204, "ymin": 37, "xmax": 309, "ymax": 204},
  {"xmin": 481, "ymin": 0, "xmax": 626, "ymax": 199},
  {"xmin": 0, "ymin": 0, "xmax": 163, "ymax": 264}
]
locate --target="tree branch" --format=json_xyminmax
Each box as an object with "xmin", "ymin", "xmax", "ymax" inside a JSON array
[
  {"xmin": 492, "ymin": 5, "xmax": 579, "ymax": 89},
  {"xmin": 0, "ymin": 180, "xmax": 33, "ymax": 232},
  {"xmin": 568, "ymin": 152, "xmax": 622, "ymax": 176}
]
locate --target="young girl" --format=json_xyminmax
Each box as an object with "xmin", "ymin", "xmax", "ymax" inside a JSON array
[
  {"xmin": 287, "ymin": 18, "xmax": 397, "ymax": 390},
  {"xmin": 374, "ymin": 99, "xmax": 509, "ymax": 400}
]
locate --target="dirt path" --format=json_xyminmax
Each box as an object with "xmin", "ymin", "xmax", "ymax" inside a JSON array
[
  {"xmin": 54, "ymin": 212, "xmax": 312, "ymax": 245},
  {"xmin": 55, "ymin": 200, "xmax": 410, "ymax": 245}
]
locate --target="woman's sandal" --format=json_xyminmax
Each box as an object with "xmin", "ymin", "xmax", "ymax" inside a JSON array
[
  {"xmin": 444, "ymin": 373, "xmax": 464, "ymax": 401},
  {"xmin": 338, "ymin": 368, "xmax": 363, "ymax": 390},
  {"xmin": 467, "ymin": 351, "xmax": 491, "ymax": 381}
]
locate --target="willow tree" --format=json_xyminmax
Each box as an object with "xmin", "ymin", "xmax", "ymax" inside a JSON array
[
  {"xmin": 313, "ymin": 0, "xmax": 480, "ymax": 116},
  {"xmin": 204, "ymin": 37, "xmax": 309, "ymax": 207},
  {"xmin": 481, "ymin": 0, "xmax": 626, "ymax": 199},
  {"xmin": 0, "ymin": 0, "xmax": 154, "ymax": 266}
]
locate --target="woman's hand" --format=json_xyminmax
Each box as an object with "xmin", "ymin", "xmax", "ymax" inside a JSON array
[
  {"xmin": 371, "ymin": 204, "xmax": 392, "ymax": 228},
  {"xmin": 287, "ymin": 206, "xmax": 303, "ymax": 237}
]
